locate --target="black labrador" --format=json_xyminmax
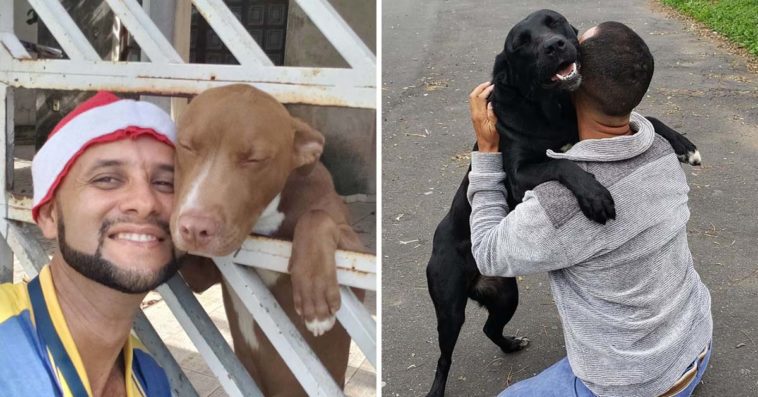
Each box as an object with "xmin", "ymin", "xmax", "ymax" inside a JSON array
[{"xmin": 425, "ymin": 9, "xmax": 700, "ymax": 397}]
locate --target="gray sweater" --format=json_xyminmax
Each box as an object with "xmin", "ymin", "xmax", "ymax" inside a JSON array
[{"xmin": 467, "ymin": 112, "xmax": 712, "ymax": 397}]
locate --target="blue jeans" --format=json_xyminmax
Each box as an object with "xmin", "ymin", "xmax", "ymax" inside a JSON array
[{"xmin": 498, "ymin": 345, "xmax": 712, "ymax": 397}]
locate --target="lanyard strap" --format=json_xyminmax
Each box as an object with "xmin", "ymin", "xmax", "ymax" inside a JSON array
[{"xmin": 28, "ymin": 276, "xmax": 90, "ymax": 397}]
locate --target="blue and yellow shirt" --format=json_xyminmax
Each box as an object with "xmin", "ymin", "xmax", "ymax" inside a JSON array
[{"xmin": 0, "ymin": 266, "xmax": 171, "ymax": 397}]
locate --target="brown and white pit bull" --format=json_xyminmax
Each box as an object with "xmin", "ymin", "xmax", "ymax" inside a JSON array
[{"xmin": 170, "ymin": 84, "xmax": 366, "ymax": 396}]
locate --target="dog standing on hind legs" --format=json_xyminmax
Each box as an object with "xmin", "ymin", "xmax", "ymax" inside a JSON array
[
  {"xmin": 425, "ymin": 9, "xmax": 700, "ymax": 397},
  {"xmin": 425, "ymin": 154, "xmax": 528, "ymax": 397}
]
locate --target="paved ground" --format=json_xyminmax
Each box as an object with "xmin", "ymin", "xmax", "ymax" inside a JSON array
[{"xmin": 382, "ymin": 1, "xmax": 757, "ymax": 396}]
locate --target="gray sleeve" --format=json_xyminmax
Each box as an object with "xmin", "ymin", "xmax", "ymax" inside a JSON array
[{"xmin": 467, "ymin": 152, "xmax": 570, "ymax": 277}]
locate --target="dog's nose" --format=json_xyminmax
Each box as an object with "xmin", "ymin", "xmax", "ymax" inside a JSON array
[
  {"xmin": 178, "ymin": 213, "xmax": 220, "ymax": 249},
  {"xmin": 544, "ymin": 37, "xmax": 566, "ymax": 55}
]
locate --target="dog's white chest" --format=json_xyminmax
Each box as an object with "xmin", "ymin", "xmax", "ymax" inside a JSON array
[
  {"xmin": 252, "ymin": 194, "xmax": 285, "ymax": 236},
  {"xmin": 251, "ymin": 194, "xmax": 285, "ymax": 288}
]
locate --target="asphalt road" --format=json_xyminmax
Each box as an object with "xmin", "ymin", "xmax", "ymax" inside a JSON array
[{"xmin": 381, "ymin": 1, "xmax": 758, "ymax": 396}]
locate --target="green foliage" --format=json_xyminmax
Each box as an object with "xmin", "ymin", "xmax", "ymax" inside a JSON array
[{"xmin": 661, "ymin": 0, "xmax": 758, "ymax": 56}]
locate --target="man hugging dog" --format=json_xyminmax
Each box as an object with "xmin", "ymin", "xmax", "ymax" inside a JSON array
[{"xmin": 468, "ymin": 22, "xmax": 712, "ymax": 397}]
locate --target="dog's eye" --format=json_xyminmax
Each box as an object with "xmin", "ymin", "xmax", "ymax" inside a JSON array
[
  {"xmin": 546, "ymin": 17, "xmax": 559, "ymax": 27},
  {"xmin": 514, "ymin": 33, "xmax": 530, "ymax": 49},
  {"xmin": 178, "ymin": 141, "xmax": 194, "ymax": 153}
]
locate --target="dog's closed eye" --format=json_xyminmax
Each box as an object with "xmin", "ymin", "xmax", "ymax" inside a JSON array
[{"xmin": 178, "ymin": 141, "xmax": 195, "ymax": 153}]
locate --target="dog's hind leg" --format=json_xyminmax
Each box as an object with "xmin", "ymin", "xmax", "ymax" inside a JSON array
[
  {"xmin": 473, "ymin": 276, "xmax": 530, "ymax": 353},
  {"xmin": 427, "ymin": 289, "xmax": 467, "ymax": 397},
  {"xmin": 426, "ymin": 255, "xmax": 468, "ymax": 397}
]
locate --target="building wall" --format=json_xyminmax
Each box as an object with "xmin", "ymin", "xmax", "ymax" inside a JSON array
[{"xmin": 283, "ymin": 0, "xmax": 376, "ymax": 196}]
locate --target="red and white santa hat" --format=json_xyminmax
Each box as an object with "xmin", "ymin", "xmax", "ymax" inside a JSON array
[{"xmin": 31, "ymin": 91, "xmax": 177, "ymax": 221}]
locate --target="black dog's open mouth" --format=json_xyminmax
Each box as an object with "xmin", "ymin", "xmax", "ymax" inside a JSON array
[{"xmin": 551, "ymin": 61, "xmax": 578, "ymax": 82}]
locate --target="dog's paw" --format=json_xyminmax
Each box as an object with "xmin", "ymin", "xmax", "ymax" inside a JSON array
[
  {"xmin": 501, "ymin": 336, "xmax": 530, "ymax": 353},
  {"xmin": 678, "ymin": 149, "xmax": 702, "ymax": 166},
  {"xmin": 305, "ymin": 316, "xmax": 337, "ymax": 337},
  {"xmin": 576, "ymin": 182, "xmax": 616, "ymax": 224},
  {"xmin": 291, "ymin": 259, "xmax": 341, "ymax": 337}
]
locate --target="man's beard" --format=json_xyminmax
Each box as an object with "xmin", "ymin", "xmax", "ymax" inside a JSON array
[{"xmin": 57, "ymin": 212, "xmax": 180, "ymax": 294}]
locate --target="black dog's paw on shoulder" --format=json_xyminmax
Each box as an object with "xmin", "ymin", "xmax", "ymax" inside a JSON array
[
  {"xmin": 646, "ymin": 116, "xmax": 702, "ymax": 166},
  {"xmin": 573, "ymin": 174, "xmax": 616, "ymax": 224},
  {"xmin": 669, "ymin": 133, "xmax": 701, "ymax": 166},
  {"xmin": 678, "ymin": 148, "xmax": 702, "ymax": 166}
]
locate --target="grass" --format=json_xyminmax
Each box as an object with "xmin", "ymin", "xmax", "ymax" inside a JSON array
[{"xmin": 660, "ymin": 0, "xmax": 758, "ymax": 56}]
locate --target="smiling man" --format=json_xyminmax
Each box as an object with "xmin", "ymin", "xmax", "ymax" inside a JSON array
[{"xmin": 0, "ymin": 92, "xmax": 178, "ymax": 397}]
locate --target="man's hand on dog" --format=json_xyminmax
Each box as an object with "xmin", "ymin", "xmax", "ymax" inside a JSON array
[{"xmin": 470, "ymin": 82, "xmax": 499, "ymax": 152}]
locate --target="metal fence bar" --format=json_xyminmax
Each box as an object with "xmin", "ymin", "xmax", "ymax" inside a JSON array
[
  {"xmin": 0, "ymin": 64, "xmax": 374, "ymax": 109},
  {"xmin": 336, "ymin": 287, "xmax": 376, "ymax": 368},
  {"xmin": 133, "ymin": 312, "xmax": 200, "ymax": 397},
  {"xmin": 103, "ymin": 0, "xmax": 183, "ymax": 64},
  {"xmin": 190, "ymin": 0, "xmax": 273, "ymax": 67},
  {"xmin": 0, "ymin": 83, "xmax": 12, "ymax": 283},
  {"xmin": 215, "ymin": 257, "xmax": 344, "ymax": 397},
  {"xmin": 293, "ymin": 0, "xmax": 376, "ymax": 70},
  {"xmin": 0, "ymin": 33, "xmax": 32, "ymax": 59},
  {"xmin": 25, "ymin": 0, "xmax": 101, "ymax": 61},
  {"xmin": 5, "ymin": 221, "xmax": 47, "ymax": 277},
  {"xmin": 0, "ymin": 58, "xmax": 372, "ymax": 88},
  {"xmin": 0, "ymin": 83, "xmax": 9, "ymax": 210},
  {"xmin": 158, "ymin": 275, "xmax": 264, "ymax": 397},
  {"xmin": 231, "ymin": 235, "xmax": 376, "ymax": 291}
]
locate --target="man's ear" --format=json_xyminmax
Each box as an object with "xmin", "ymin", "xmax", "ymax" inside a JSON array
[
  {"xmin": 36, "ymin": 201, "xmax": 59, "ymax": 240},
  {"xmin": 291, "ymin": 117, "xmax": 325, "ymax": 176}
]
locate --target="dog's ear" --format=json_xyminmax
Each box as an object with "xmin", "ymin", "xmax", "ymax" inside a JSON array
[
  {"xmin": 492, "ymin": 52, "xmax": 509, "ymax": 85},
  {"xmin": 571, "ymin": 24, "xmax": 579, "ymax": 36},
  {"xmin": 291, "ymin": 117, "xmax": 325, "ymax": 176}
]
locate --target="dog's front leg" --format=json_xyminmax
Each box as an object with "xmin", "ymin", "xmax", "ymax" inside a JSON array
[
  {"xmin": 514, "ymin": 159, "xmax": 616, "ymax": 224},
  {"xmin": 289, "ymin": 209, "xmax": 342, "ymax": 337},
  {"xmin": 646, "ymin": 117, "xmax": 701, "ymax": 165}
]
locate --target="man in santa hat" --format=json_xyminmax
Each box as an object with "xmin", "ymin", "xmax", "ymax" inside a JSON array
[{"xmin": 0, "ymin": 92, "xmax": 178, "ymax": 396}]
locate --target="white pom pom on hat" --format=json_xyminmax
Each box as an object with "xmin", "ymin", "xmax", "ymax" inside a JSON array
[{"xmin": 31, "ymin": 91, "xmax": 177, "ymax": 222}]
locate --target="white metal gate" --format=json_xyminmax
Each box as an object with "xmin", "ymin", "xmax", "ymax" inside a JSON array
[{"xmin": 0, "ymin": 1, "xmax": 376, "ymax": 396}]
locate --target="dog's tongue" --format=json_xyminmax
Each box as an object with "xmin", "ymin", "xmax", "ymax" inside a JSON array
[{"xmin": 558, "ymin": 63, "xmax": 574, "ymax": 77}]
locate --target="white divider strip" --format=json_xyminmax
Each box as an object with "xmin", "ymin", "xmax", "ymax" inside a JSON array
[
  {"xmin": 26, "ymin": 0, "xmax": 100, "ymax": 61},
  {"xmin": 214, "ymin": 257, "xmax": 345, "ymax": 397}
]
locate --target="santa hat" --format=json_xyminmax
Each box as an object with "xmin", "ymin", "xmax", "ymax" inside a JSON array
[{"xmin": 31, "ymin": 91, "xmax": 177, "ymax": 221}]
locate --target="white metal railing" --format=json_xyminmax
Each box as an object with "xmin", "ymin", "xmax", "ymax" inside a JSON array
[{"xmin": 0, "ymin": 1, "xmax": 376, "ymax": 396}]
